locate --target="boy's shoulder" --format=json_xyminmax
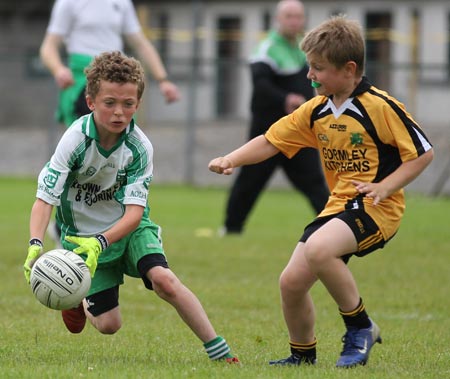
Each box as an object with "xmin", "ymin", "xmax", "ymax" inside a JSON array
[
  {"xmin": 304, "ymin": 94, "xmax": 329, "ymax": 109},
  {"xmin": 60, "ymin": 117, "xmax": 88, "ymax": 142},
  {"xmin": 129, "ymin": 122, "xmax": 148, "ymax": 139},
  {"xmin": 127, "ymin": 123, "xmax": 154, "ymax": 151}
]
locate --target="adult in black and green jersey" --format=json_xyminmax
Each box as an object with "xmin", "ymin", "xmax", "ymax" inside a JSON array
[{"xmin": 222, "ymin": 0, "xmax": 329, "ymax": 235}]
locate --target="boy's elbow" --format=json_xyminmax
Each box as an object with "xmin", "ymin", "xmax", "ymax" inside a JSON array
[
  {"xmin": 39, "ymin": 36, "xmax": 51, "ymax": 60},
  {"xmin": 425, "ymin": 148, "xmax": 434, "ymax": 164},
  {"xmin": 418, "ymin": 148, "xmax": 434, "ymax": 172}
]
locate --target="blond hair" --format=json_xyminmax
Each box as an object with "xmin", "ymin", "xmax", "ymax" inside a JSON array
[
  {"xmin": 301, "ymin": 15, "xmax": 365, "ymax": 76},
  {"xmin": 85, "ymin": 51, "xmax": 146, "ymax": 99}
]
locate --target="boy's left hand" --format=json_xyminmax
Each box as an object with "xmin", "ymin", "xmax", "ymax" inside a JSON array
[
  {"xmin": 65, "ymin": 235, "xmax": 108, "ymax": 277},
  {"xmin": 351, "ymin": 180, "xmax": 389, "ymax": 206}
]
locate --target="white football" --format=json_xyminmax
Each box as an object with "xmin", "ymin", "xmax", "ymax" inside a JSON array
[{"xmin": 30, "ymin": 249, "xmax": 91, "ymax": 310}]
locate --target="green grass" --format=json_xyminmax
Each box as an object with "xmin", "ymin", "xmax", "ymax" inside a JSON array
[{"xmin": 1, "ymin": 177, "xmax": 450, "ymax": 378}]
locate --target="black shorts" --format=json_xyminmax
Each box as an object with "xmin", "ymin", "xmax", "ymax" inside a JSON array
[
  {"xmin": 300, "ymin": 209, "xmax": 393, "ymax": 263},
  {"xmin": 74, "ymin": 86, "xmax": 91, "ymax": 118},
  {"xmin": 85, "ymin": 253, "xmax": 168, "ymax": 316}
]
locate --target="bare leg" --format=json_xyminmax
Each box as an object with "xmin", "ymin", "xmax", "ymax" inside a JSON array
[
  {"xmin": 268, "ymin": 216, "xmax": 374, "ymax": 367},
  {"xmin": 148, "ymin": 266, "xmax": 217, "ymax": 343},
  {"xmin": 279, "ymin": 243, "xmax": 318, "ymax": 343},
  {"xmin": 84, "ymin": 300, "xmax": 122, "ymax": 334},
  {"xmin": 279, "ymin": 218, "xmax": 361, "ymax": 343},
  {"xmin": 303, "ymin": 218, "xmax": 360, "ymax": 312}
]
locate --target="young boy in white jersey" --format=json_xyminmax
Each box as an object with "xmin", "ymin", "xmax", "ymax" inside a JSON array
[
  {"xmin": 24, "ymin": 51, "xmax": 238, "ymax": 364},
  {"xmin": 209, "ymin": 16, "xmax": 433, "ymax": 368}
]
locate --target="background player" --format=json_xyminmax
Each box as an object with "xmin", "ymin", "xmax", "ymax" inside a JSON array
[
  {"xmin": 221, "ymin": 0, "xmax": 328, "ymax": 235},
  {"xmin": 40, "ymin": 0, "xmax": 180, "ymax": 127}
]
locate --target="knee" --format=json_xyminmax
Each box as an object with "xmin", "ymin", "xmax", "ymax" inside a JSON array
[
  {"xmin": 149, "ymin": 268, "xmax": 179, "ymax": 300},
  {"xmin": 279, "ymin": 270, "xmax": 295, "ymax": 293},
  {"xmin": 95, "ymin": 318, "xmax": 122, "ymax": 335},
  {"xmin": 91, "ymin": 311, "xmax": 122, "ymax": 335},
  {"xmin": 279, "ymin": 268, "xmax": 309, "ymax": 295},
  {"xmin": 303, "ymin": 239, "xmax": 330, "ymax": 269}
]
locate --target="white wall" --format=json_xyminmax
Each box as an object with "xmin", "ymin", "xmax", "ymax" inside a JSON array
[{"xmin": 140, "ymin": 0, "xmax": 450, "ymax": 127}]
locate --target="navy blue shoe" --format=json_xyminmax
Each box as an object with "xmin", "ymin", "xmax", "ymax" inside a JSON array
[
  {"xmin": 269, "ymin": 354, "xmax": 317, "ymax": 366},
  {"xmin": 336, "ymin": 319, "xmax": 382, "ymax": 368}
]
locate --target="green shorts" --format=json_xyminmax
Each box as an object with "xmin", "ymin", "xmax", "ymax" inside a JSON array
[{"xmin": 62, "ymin": 217, "xmax": 167, "ymax": 296}]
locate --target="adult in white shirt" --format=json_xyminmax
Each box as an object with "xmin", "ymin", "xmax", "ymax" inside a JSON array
[{"xmin": 40, "ymin": 0, "xmax": 180, "ymax": 127}]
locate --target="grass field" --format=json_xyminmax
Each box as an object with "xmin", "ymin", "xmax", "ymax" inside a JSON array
[{"xmin": 1, "ymin": 177, "xmax": 449, "ymax": 378}]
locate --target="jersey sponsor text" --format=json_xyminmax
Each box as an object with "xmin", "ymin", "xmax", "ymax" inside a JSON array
[{"xmin": 322, "ymin": 147, "xmax": 370, "ymax": 173}]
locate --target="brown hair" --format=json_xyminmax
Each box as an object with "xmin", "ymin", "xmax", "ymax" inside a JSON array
[
  {"xmin": 301, "ymin": 15, "xmax": 365, "ymax": 76},
  {"xmin": 85, "ymin": 51, "xmax": 145, "ymax": 99}
]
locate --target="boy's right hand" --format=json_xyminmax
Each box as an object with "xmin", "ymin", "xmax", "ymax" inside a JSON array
[
  {"xmin": 54, "ymin": 66, "xmax": 74, "ymax": 89},
  {"xmin": 24, "ymin": 239, "xmax": 43, "ymax": 283},
  {"xmin": 208, "ymin": 157, "xmax": 234, "ymax": 175}
]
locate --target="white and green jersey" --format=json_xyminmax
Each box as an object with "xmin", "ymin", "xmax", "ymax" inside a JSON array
[
  {"xmin": 37, "ymin": 114, "xmax": 153, "ymax": 236},
  {"xmin": 249, "ymin": 30, "xmax": 307, "ymax": 75}
]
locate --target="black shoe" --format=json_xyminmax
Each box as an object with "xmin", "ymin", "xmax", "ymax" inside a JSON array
[
  {"xmin": 217, "ymin": 226, "xmax": 242, "ymax": 237},
  {"xmin": 269, "ymin": 354, "xmax": 316, "ymax": 366}
]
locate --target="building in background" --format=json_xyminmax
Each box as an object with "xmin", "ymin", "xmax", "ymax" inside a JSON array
[{"xmin": 1, "ymin": 0, "xmax": 450, "ymax": 127}]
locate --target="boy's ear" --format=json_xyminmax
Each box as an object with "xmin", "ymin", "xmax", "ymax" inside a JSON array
[
  {"xmin": 135, "ymin": 98, "xmax": 142, "ymax": 110},
  {"xmin": 344, "ymin": 61, "xmax": 358, "ymax": 77},
  {"xmin": 86, "ymin": 95, "xmax": 95, "ymax": 111}
]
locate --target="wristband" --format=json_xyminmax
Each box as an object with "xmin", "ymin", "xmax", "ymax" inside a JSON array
[
  {"xmin": 157, "ymin": 77, "xmax": 169, "ymax": 83},
  {"xmin": 95, "ymin": 234, "xmax": 109, "ymax": 250},
  {"xmin": 29, "ymin": 238, "xmax": 43, "ymax": 247}
]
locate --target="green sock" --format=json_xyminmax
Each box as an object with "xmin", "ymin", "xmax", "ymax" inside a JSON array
[{"xmin": 204, "ymin": 336, "xmax": 231, "ymax": 360}]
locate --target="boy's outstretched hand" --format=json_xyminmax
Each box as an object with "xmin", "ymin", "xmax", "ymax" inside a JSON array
[
  {"xmin": 208, "ymin": 157, "xmax": 234, "ymax": 175},
  {"xmin": 65, "ymin": 235, "xmax": 108, "ymax": 277}
]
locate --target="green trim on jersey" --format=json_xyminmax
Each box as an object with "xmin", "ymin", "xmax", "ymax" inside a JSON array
[
  {"xmin": 37, "ymin": 113, "xmax": 153, "ymax": 237},
  {"xmin": 85, "ymin": 116, "xmax": 135, "ymax": 158},
  {"xmin": 251, "ymin": 30, "xmax": 306, "ymax": 75},
  {"xmin": 125, "ymin": 134, "xmax": 150, "ymax": 180}
]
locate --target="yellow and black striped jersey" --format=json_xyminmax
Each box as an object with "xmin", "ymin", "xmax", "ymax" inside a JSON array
[{"xmin": 265, "ymin": 77, "xmax": 432, "ymax": 240}]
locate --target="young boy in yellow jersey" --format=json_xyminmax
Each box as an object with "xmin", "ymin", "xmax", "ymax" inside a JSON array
[{"xmin": 208, "ymin": 16, "xmax": 433, "ymax": 368}]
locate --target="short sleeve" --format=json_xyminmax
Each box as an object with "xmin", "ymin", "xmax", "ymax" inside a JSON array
[
  {"xmin": 265, "ymin": 103, "xmax": 318, "ymax": 158},
  {"xmin": 122, "ymin": 0, "xmax": 142, "ymax": 35},
  {"xmin": 46, "ymin": 0, "xmax": 74, "ymax": 36}
]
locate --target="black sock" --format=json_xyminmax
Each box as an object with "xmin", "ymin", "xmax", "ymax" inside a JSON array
[
  {"xmin": 289, "ymin": 339, "xmax": 317, "ymax": 362},
  {"xmin": 340, "ymin": 298, "xmax": 371, "ymax": 329}
]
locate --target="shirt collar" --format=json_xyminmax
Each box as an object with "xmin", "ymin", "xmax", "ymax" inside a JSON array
[{"xmin": 349, "ymin": 76, "xmax": 372, "ymax": 97}]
